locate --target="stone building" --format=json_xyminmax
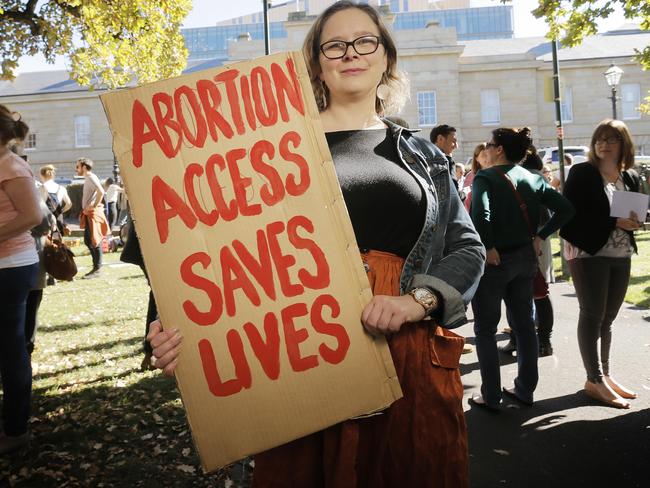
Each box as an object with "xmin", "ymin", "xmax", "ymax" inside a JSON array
[{"xmin": 0, "ymin": 9, "xmax": 647, "ymax": 178}]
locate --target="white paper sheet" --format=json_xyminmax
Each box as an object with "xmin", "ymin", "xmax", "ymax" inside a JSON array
[{"xmin": 610, "ymin": 191, "xmax": 649, "ymax": 220}]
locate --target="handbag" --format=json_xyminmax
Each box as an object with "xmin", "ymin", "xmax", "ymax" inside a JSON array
[
  {"xmin": 494, "ymin": 168, "xmax": 549, "ymax": 299},
  {"xmin": 43, "ymin": 230, "xmax": 78, "ymax": 281}
]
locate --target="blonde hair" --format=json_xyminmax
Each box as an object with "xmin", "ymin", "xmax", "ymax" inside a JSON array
[
  {"xmin": 589, "ymin": 119, "xmax": 635, "ymax": 171},
  {"xmin": 302, "ymin": 1, "xmax": 409, "ymax": 115},
  {"xmin": 40, "ymin": 164, "xmax": 56, "ymax": 179}
]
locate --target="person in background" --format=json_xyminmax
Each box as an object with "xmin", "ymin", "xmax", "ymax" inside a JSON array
[
  {"xmin": 119, "ymin": 218, "xmax": 158, "ymax": 371},
  {"xmin": 499, "ymin": 147, "xmax": 556, "ymax": 357},
  {"xmin": 469, "ymin": 127, "xmax": 574, "ymax": 410},
  {"xmin": 455, "ymin": 162, "xmax": 466, "ymax": 193},
  {"xmin": 542, "ymin": 163, "xmax": 554, "ymax": 184},
  {"xmin": 76, "ymin": 157, "xmax": 109, "ymax": 278},
  {"xmin": 104, "ymin": 177, "xmax": 123, "ymax": 229},
  {"xmin": 463, "ymin": 142, "xmax": 488, "ymax": 210},
  {"xmin": 430, "ymin": 124, "xmax": 460, "ymax": 191},
  {"xmin": 560, "ymin": 119, "xmax": 643, "ymax": 409},
  {"xmin": 39, "ymin": 165, "xmax": 72, "ymax": 235},
  {"xmin": 0, "ymin": 104, "xmax": 42, "ymax": 455},
  {"xmin": 551, "ymin": 152, "xmax": 574, "ymax": 190},
  {"xmin": 146, "ymin": 2, "xmax": 486, "ymax": 486}
]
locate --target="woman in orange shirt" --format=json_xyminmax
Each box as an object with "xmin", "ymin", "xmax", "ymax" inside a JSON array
[{"xmin": 0, "ymin": 105, "xmax": 42, "ymax": 455}]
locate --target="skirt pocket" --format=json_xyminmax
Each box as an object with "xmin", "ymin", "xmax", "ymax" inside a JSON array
[{"xmin": 429, "ymin": 326, "xmax": 464, "ymax": 369}]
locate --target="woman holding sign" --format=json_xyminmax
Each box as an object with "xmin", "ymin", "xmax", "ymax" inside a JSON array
[
  {"xmin": 560, "ymin": 119, "xmax": 643, "ymax": 409},
  {"xmin": 148, "ymin": 1, "xmax": 485, "ymax": 486}
]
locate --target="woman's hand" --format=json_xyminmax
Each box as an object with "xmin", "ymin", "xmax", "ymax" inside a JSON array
[
  {"xmin": 616, "ymin": 211, "xmax": 643, "ymax": 231},
  {"xmin": 361, "ymin": 294, "xmax": 426, "ymax": 336},
  {"xmin": 146, "ymin": 320, "xmax": 182, "ymax": 377},
  {"xmin": 486, "ymin": 247, "xmax": 501, "ymax": 266}
]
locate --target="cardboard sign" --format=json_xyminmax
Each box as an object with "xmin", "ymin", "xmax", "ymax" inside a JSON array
[{"xmin": 100, "ymin": 52, "xmax": 401, "ymax": 471}]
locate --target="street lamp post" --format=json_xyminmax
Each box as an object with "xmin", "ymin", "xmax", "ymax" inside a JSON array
[{"xmin": 604, "ymin": 63, "xmax": 624, "ymax": 119}]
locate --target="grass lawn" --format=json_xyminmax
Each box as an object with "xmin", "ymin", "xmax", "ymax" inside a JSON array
[
  {"xmin": 0, "ymin": 251, "xmax": 250, "ymax": 487},
  {"xmin": 551, "ymin": 230, "xmax": 650, "ymax": 308}
]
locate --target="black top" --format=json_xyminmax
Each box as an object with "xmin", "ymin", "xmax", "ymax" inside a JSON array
[
  {"xmin": 560, "ymin": 162, "xmax": 640, "ymax": 255},
  {"xmin": 326, "ymin": 129, "xmax": 426, "ymax": 258}
]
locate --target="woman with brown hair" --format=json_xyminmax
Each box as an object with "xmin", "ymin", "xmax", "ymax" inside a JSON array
[
  {"xmin": 0, "ymin": 105, "xmax": 42, "ymax": 454},
  {"xmin": 147, "ymin": 1, "xmax": 485, "ymax": 486},
  {"xmin": 560, "ymin": 119, "xmax": 643, "ymax": 408},
  {"xmin": 469, "ymin": 127, "xmax": 574, "ymax": 410},
  {"xmin": 463, "ymin": 142, "xmax": 488, "ymax": 210}
]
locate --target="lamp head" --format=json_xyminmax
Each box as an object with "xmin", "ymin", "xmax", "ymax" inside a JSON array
[{"xmin": 604, "ymin": 64, "xmax": 624, "ymax": 88}]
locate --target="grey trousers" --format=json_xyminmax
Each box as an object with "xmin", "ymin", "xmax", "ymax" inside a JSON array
[{"xmin": 568, "ymin": 256, "xmax": 631, "ymax": 382}]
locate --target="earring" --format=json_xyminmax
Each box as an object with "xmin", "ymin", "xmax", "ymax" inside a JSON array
[{"xmin": 376, "ymin": 83, "xmax": 389, "ymax": 101}]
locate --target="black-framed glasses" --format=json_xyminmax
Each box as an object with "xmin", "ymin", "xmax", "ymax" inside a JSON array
[
  {"xmin": 595, "ymin": 136, "xmax": 621, "ymax": 145},
  {"xmin": 320, "ymin": 35, "xmax": 383, "ymax": 60},
  {"xmin": 485, "ymin": 142, "xmax": 497, "ymax": 148}
]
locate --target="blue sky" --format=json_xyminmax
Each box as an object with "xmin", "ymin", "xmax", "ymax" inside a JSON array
[{"xmin": 16, "ymin": 0, "xmax": 630, "ymax": 73}]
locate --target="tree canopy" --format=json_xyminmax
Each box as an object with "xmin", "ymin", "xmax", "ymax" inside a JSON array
[
  {"xmin": 526, "ymin": 0, "xmax": 650, "ymax": 110},
  {"xmin": 0, "ymin": 0, "xmax": 192, "ymax": 88}
]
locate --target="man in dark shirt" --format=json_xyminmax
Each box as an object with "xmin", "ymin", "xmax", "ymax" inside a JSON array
[{"xmin": 430, "ymin": 124, "xmax": 460, "ymax": 193}]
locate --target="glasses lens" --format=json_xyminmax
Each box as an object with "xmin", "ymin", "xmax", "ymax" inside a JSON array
[
  {"xmin": 321, "ymin": 41, "xmax": 347, "ymax": 59},
  {"xmin": 354, "ymin": 36, "xmax": 379, "ymax": 54},
  {"xmin": 596, "ymin": 137, "xmax": 620, "ymax": 145}
]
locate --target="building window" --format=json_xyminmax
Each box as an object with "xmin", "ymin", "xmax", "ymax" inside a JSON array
[
  {"xmin": 74, "ymin": 115, "xmax": 91, "ymax": 148},
  {"xmin": 390, "ymin": 0, "xmax": 399, "ymax": 12},
  {"xmin": 621, "ymin": 83, "xmax": 641, "ymax": 120},
  {"xmin": 25, "ymin": 133, "xmax": 37, "ymax": 150},
  {"xmin": 403, "ymin": 0, "xmax": 409, "ymax": 12},
  {"xmin": 560, "ymin": 87, "xmax": 573, "ymax": 123},
  {"xmin": 417, "ymin": 91, "xmax": 437, "ymax": 127},
  {"xmin": 480, "ymin": 89, "xmax": 500, "ymax": 125}
]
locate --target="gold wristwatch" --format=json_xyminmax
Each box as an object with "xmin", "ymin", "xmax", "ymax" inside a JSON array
[{"xmin": 408, "ymin": 287, "xmax": 438, "ymax": 315}]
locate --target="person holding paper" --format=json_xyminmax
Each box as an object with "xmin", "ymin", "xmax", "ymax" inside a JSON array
[
  {"xmin": 148, "ymin": 1, "xmax": 485, "ymax": 486},
  {"xmin": 560, "ymin": 119, "xmax": 643, "ymax": 408}
]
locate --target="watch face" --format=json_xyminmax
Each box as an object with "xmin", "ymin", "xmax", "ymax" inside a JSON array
[{"xmin": 414, "ymin": 289, "xmax": 427, "ymax": 300}]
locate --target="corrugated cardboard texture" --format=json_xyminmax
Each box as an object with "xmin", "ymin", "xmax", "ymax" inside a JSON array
[{"xmin": 100, "ymin": 51, "xmax": 402, "ymax": 472}]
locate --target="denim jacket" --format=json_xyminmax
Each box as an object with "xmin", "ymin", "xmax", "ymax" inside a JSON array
[{"xmin": 382, "ymin": 119, "xmax": 485, "ymax": 329}]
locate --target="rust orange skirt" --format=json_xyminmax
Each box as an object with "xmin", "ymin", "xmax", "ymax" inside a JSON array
[{"xmin": 253, "ymin": 250, "xmax": 468, "ymax": 488}]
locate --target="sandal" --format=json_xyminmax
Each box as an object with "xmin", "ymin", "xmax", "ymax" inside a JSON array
[
  {"xmin": 468, "ymin": 394, "xmax": 500, "ymax": 413},
  {"xmin": 502, "ymin": 387, "xmax": 533, "ymax": 406}
]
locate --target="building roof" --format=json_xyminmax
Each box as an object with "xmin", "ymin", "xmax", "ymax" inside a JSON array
[
  {"xmin": 461, "ymin": 28, "xmax": 650, "ymax": 62},
  {"xmin": 0, "ymin": 58, "xmax": 225, "ymax": 97}
]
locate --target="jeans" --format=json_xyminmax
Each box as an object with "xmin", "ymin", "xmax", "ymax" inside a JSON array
[
  {"xmin": 472, "ymin": 245, "xmax": 538, "ymax": 407},
  {"xmin": 0, "ymin": 262, "xmax": 39, "ymax": 436},
  {"xmin": 568, "ymin": 256, "xmax": 631, "ymax": 382},
  {"xmin": 83, "ymin": 215, "xmax": 103, "ymax": 270}
]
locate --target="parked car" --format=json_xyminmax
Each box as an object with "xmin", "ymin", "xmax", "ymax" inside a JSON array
[{"xmin": 538, "ymin": 146, "xmax": 589, "ymax": 164}]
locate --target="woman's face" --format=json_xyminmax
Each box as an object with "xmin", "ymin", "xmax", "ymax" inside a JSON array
[
  {"xmin": 594, "ymin": 130, "xmax": 622, "ymax": 163},
  {"xmin": 318, "ymin": 8, "xmax": 387, "ymax": 105},
  {"xmin": 477, "ymin": 149, "xmax": 488, "ymax": 169}
]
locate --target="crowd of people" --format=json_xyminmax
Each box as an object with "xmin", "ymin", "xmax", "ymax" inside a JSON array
[{"xmin": 1, "ymin": 1, "xmax": 648, "ymax": 485}]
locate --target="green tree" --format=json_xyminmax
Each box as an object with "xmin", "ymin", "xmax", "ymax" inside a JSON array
[
  {"xmin": 0, "ymin": 0, "xmax": 192, "ymax": 88},
  {"xmin": 526, "ymin": 0, "xmax": 650, "ymax": 111}
]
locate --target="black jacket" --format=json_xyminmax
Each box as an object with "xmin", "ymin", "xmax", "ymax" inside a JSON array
[{"xmin": 559, "ymin": 161, "xmax": 640, "ymax": 255}]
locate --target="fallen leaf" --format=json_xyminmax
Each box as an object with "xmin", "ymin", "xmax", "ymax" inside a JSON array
[
  {"xmin": 182, "ymin": 448, "xmax": 190, "ymax": 457},
  {"xmin": 141, "ymin": 433, "xmax": 153, "ymax": 440},
  {"xmin": 92, "ymin": 443, "xmax": 103, "ymax": 450},
  {"xmin": 176, "ymin": 464, "xmax": 196, "ymax": 474},
  {"xmin": 493, "ymin": 449, "xmax": 510, "ymax": 456}
]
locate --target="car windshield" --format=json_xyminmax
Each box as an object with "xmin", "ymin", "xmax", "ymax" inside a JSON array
[{"xmin": 551, "ymin": 148, "xmax": 587, "ymax": 162}]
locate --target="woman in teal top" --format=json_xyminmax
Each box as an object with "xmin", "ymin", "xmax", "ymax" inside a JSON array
[{"xmin": 469, "ymin": 127, "xmax": 574, "ymax": 410}]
